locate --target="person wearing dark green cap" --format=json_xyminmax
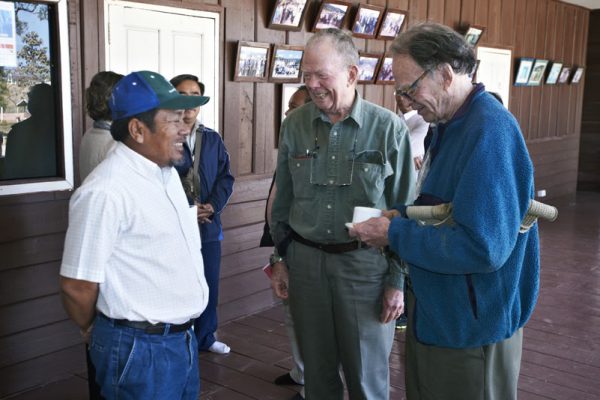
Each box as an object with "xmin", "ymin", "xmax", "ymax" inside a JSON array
[{"xmin": 60, "ymin": 70, "xmax": 209, "ymax": 399}]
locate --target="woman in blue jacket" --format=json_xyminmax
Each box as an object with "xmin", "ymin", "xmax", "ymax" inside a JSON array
[{"xmin": 172, "ymin": 74, "xmax": 235, "ymax": 354}]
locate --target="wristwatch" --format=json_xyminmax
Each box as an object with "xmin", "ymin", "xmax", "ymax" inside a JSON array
[{"xmin": 269, "ymin": 253, "xmax": 285, "ymax": 266}]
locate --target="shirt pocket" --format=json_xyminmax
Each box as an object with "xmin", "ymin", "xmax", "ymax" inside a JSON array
[
  {"xmin": 350, "ymin": 150, "xmax": 391, "ymax": 205},
  {"xmin": 288, "ymin": 157, "xmax": 316, "ymax": 199}
]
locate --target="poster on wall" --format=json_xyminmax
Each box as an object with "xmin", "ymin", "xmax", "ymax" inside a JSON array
[
  {"xmin": 0, "ymin": 1, "xmax": 17, "ymax": 67},
  {"xmin": 476, "ymin": 46, "xmax": 512, "ymax": 108}
]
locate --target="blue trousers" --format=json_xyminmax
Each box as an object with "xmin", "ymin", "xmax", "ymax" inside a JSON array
[
  {"xmin": 195, "ymin": 240, "xmax": 222, "ymax": 350},
  {"xmin": 89, "ymin": 315, "xmax": 200, "ymax": 400}
]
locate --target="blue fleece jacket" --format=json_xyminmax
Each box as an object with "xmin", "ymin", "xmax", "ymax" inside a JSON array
[
  {"xmin": 388, "ymin": 87, "xmax": 540, "ymax": 348},
  {"xmin": 175, "ymin": 126, "xmax": 234, "ymax": 243}
]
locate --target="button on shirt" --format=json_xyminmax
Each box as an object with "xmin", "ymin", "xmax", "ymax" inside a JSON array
[
  {"xmin": 60, "ymin": 143, "xmax": 208, "ymax": 324},
  {"xmin": 272, "ymin": 92, "xmax": 416, "ymax": 245}
]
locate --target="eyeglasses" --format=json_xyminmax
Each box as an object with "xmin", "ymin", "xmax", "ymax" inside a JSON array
[{"xmin": 395, "ymin": 69, "xmax": 430, "ymax": 102}]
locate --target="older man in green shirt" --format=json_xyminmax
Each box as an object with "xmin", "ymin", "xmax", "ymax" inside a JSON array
[{"xmin": 269, "ymin": 28, "xmax": 415, "ymax": 400}]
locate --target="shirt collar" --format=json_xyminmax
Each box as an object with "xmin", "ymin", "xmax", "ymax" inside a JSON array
[
  {"xmin": 309, "ymin": 90, "xmax": 363, "ymax": 128},
  {"xmin": 403, "ymin": 110, "xmax": 418, "ymax": 120},
  {"xmin": 447, "ymin": 83, "xmax": 486, "ymax": 124},
  {"xmin": 115, "ymin": 142, "xmax": 174, "ymax": 185}
]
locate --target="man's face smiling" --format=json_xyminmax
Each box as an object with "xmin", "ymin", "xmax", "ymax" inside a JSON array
[
  {"xmin": 138, "ymin": 109, "xmax": 187, "ymax": 167},
  {"xmin": 301, "ymin": 39, "xmax": 356, "ymax": 120}
]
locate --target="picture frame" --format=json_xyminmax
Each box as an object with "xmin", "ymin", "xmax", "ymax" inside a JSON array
[
  {"xmin": 464, "ymin": 25, "xmax": 485, "ymax": 47},
  {"xmin": 268, "ymin": 0, "xmax": 310, "ymax": 31},
  {"xmin": 234, "ymin": 41, "xmax": 271, "ymax": 82},
  {"xmin": 351, "ymin": 4, "xmax": 384, "ymax": 39},
  {"xmin": 514, "ymin": 58, "xmax": 534, "ymax": 86},
  {"xmin": 269, "ymin": 45, "xmax": 304, "ymax": 83},
  {"xmin": 527, "ymin": 59, "xmax": 549, "ymax": 86},
  {"xmin": 558, "ymin": 66, "xmax": 571, "ymax": 84},
  {"xmin": 375, "ymin": 56, "xmax": 394, "ymax": 84},
  {"xmin": 312, "ymin": 1, "xmax": 352, "ymax": 32},
  {"xmin": 358, "ymin": 53, "xmax": 382, "ymax": 83},
  {"xmin": 570, "ymin": 67, "xmax": 584, "ymax": 84},
  {"xmin": 545, "ymin": 62, "xmax": 563, "ymax": 85},
  {"xmin": 377, "ymin": 8, "xmax": 407, "ymax": 40}
]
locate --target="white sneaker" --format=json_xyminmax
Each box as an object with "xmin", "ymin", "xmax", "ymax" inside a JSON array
[{"xmin": 208, "ymin": 341, "xmax": 230, "ymax": 354}]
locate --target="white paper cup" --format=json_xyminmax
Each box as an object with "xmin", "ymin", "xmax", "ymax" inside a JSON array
[{"xmin": 352, "ymin": 206, "xmax": 382, "ymax": 224}]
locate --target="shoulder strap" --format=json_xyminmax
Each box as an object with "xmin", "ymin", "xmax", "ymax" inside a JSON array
[{"xmin": 192, "ymin": 124, "xmax": 204, "ymax": 199}]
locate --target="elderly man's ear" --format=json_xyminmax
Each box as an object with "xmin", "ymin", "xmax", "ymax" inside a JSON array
[
  {"xmin": 348, "ymin": 65, "xmax": 359, "ymax": 86},
  {"xmin": 128, "ymin": 118, "xmax": 146, "ymax": 144}
]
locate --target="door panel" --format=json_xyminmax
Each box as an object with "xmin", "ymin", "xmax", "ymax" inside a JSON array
[{"xmin": 106, "ymin": 1, "xmax": 219, "ymax": 130}]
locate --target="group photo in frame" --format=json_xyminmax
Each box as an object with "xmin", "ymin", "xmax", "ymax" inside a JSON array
[
  {"xmin": 377, "ymin": 9, "xmax": 407, "ymax": 40},
  {"xmin": 571, "ymin": 67, "xmax": 584, "ymax": 84},
  {"xmin": 527, "ymin": 59, "xmax": 549, "ymax": 86},
  {"xmin": 351, "ymin": 4, "xmax": 384, "ymax": 39},
  {"xmin": 357, "ymin": 53, "xmax": 382, "ymax": 83},
  {"xmin": 375, "ymin": 56, "xmax": 394, "ymax": 84},
  {"xmin": 234, "ymin": 41, "xmax": 271, "ymax": 82},
  {"xmin": 558, "ymin": 66, "xmax": 572, "ymax": 84},
  {"xmin": 464, "ymin": 25, "xmax": 485, "ymax": 47},
  {"xmin": 545, "ymin": 62, "xmax": 563, "ymax": 85},
  {"xmin": 269, "ymin": 45, "xmax": 304, "ymax": 83},
  {"xmin": 514, "ymin": 58, "xmax": 534, "ymax": 86},
  {"xmin": 268, "ymin": 0, "xmax": 309, "ymax": 31},
  {"xmin": 312, "ymin": 1, "xmax": 351, "ymax": 31}
]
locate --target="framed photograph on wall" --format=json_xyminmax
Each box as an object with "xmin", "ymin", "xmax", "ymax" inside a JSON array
[
  {"xmin": 269, "ymin": 45, "xmax": 304, "ymax": 83},
  {"xmin": 527, "ymin": 59, "xmax": 549, "ymax": 86},
  {"xmin": 312, "ymin": 1, "xmax": 351, "ymax": 31},
  {"xmin": 514, "ymin": 58, "xmax": 534, "ymax": 86},
  {"xmin": 351, "ymin": 4, "xmax": 384, "ymax": 39},
  {"xmin": 375, "ymin": 56, "xmax": 394, "ymax": 84},
  {"xmin": 545, "ymin": 62, "xmax": 563, "ymax": 85},
  {"xmin": 464, "ymin": 25, "xmax": 485, "ymax": 47},
  {"xmin": 268, "ymin": 0, "xmax": 309, "ymax": 31},
  {"xmin": 570, "ymin": 67, "xmax": 584, "ymax": 84},
  {"xmin": 558, "ymin": 66, "xmax": 571, "ymax": 84},
  {"xmin": 377, "ymin": 9, "xmax": 407, "ymax": 40},
  {"xmin": 234, "ymin": 41, "xmax": 271, "ymax": 82},
  {"xmin": 358, "ymin": 53, "xmax": 382, "ymax": 83}
]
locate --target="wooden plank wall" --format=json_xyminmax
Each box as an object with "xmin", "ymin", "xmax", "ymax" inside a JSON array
[
  {"xmin": 578, "ymin": 10, "xmax": 600, "ymax": 192},
  {"xmin": 0, "ymin": 0, "xmax": 589, "ymax": 397}
]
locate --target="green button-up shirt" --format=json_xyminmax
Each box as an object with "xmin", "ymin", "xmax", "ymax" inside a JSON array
[{"xmin": 271, "ymin": 92, "xmax": 416, "ymax": 288}]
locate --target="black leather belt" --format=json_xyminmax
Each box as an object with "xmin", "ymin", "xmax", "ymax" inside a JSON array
[
  {"xmin": 99, "ymin": 313, "xmax": 193, "ymax": 335},
  {"xmin": 291, "ymin": 230, "xmax": 368, "ymax": 254}
]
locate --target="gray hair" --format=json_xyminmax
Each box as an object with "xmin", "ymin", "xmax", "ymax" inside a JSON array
[
  {"xmin": 306, "ymin": 28, "xmax": 359, "ymax": 68},
  {"xmin": 390, "ymin": 22, "xmax": 476, "ymax": 75}
]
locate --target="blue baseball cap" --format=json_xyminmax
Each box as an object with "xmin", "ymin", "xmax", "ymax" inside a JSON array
[{"xmin": 110, "ymin": 70, "xmax": 208, "ymax": 120}]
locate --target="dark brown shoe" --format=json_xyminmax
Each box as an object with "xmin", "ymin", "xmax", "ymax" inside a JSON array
[{"xmin": 274, "ymin": 372, "xmax": 300, "ymax": 385}]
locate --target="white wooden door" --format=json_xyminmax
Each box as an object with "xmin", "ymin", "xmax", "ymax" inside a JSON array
[{"xmin": 105, "ymin": 0, "xmax": 219, "ymax": 130}]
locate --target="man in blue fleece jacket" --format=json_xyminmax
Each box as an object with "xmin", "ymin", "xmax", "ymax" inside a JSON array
[{"xmin": 351, "ymin": 23, "xmax": 540, "ymax": 400}]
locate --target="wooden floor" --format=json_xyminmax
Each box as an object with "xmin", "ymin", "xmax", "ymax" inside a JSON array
[{"xmin": 8, "ymin": 191, "xmax": 600, "ymax": 400}]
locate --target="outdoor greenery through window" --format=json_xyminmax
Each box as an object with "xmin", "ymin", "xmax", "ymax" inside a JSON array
[{"xmin": 0, "ymin": 1, "xmax": 60, "ymax": 182}]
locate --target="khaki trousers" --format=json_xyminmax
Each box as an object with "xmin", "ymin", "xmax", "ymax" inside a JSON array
[
  {"xmin": 287, "ymin": 240, "xmax": 395, "ymax": 400},
  {"xmin": 405, "ymin": 287, "xmax": 523, "ymax": 400}
]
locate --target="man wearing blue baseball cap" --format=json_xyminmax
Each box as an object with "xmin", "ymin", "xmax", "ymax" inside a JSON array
[{"xmin": 60, "ymin": 71, "xmax": 209, "ymax": 399}]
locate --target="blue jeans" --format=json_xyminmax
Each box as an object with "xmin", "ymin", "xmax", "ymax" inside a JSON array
[
  {"xmin": 89, "ymin": 315, "xmax": 200, "ymax": 400},
  {"xmin": 195, "ymin": 240, "xmax": 221, "ymax": 350}
]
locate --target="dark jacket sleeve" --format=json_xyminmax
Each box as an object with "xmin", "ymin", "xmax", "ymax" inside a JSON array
[{"xmin": 203, "ymin": 129, "xmax": 234, "ymax": 215}]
